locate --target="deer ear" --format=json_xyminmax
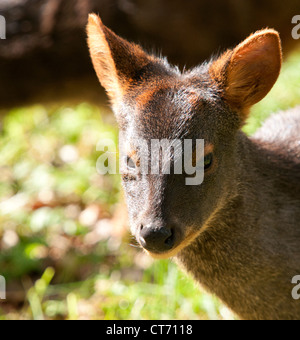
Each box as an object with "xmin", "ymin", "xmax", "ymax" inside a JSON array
[
  {"xmin": 210, "ymin": 29, "xmax": 282, "ymax": 119},
  {"xmin": 87, "ymin": 14, "xmax": 155, "ymax": 103}
]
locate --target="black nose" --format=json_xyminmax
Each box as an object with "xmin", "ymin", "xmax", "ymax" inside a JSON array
[{"xmin": 139, "ymin": 225, "xmax": 175, "ymax": 253}]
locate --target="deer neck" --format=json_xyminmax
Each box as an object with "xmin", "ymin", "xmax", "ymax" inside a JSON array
[{"xmin": 175, "ymin": 131, "xmax": 299, "ymax": 319}]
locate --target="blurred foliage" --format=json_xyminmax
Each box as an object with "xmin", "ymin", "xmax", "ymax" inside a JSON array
[{"xmin": 0, "ymin": 49, "xmax": 299, "ymax": 320}]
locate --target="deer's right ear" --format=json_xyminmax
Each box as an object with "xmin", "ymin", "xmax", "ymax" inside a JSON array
[
  {"xmin": 87, "ymin": 14, "xmax": 155, "ymax": 103},
  {"xmin": 210, "ymin": 29, "xmax": 282, "ymax": 120}
]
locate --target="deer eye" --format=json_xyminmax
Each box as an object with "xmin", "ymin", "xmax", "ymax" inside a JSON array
[
  {"xmin": 204, "ymin": 153, "xmax": 213, "ymax": 171},
  {"xmin": 125, "ymin": 156, "xmax": 136, "ymax": 170}
]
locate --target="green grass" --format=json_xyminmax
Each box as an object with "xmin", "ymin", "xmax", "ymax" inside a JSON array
[{"xmin": 0, "ymin": 48, "xmax": 299, "ymax": 320}]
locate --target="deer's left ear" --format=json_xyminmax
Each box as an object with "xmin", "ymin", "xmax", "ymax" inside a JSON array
[
  {"xmin": 87, "ymin": 14, "xmax": 156, "ymax": 104},
  {"xmin": 210, "ymin": 29, "xmax": 282, "ymax": 119}
]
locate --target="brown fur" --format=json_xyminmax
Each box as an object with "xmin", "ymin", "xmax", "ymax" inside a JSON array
[
  {"xmin": 210, "ymin": 30, "xmax": 282, "ymax": 118},
  {"xmin": 87, "ymin": 15, "xmax": 157, "ymax": 104},
  {"xmin": 87, "ymin": 14, "xmax": 300, "ymax": 320}
]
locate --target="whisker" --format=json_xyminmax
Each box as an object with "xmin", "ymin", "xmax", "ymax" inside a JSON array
[{"xmin": 129, "ymin": 243, "xmax": 143, "ymax": 249}]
